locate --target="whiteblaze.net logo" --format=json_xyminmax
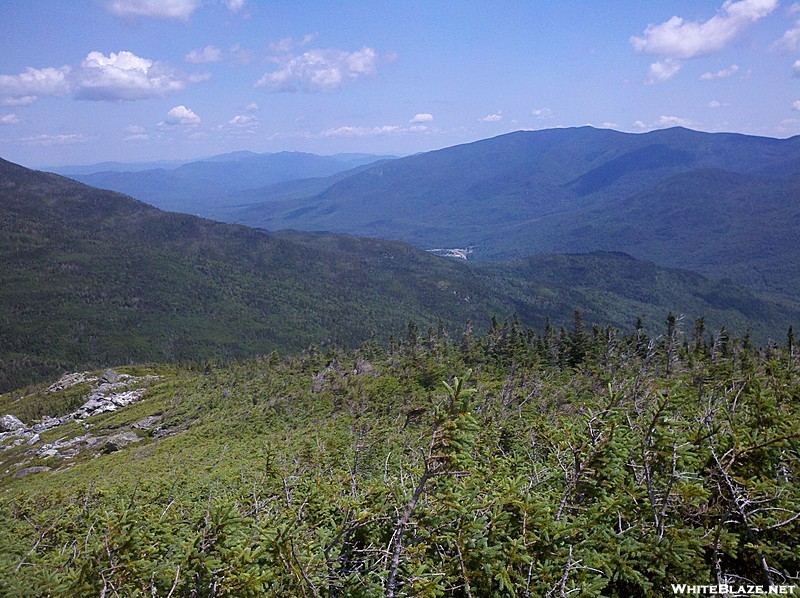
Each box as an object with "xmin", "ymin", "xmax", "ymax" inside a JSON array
[{"xmin": 671, "ymin": 584, "xmax": 797, "ymax": 595}]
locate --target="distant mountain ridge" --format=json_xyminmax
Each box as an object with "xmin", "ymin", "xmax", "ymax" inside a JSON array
[
  {"xmin": 217, "ymin": 127, "xmax": 800, "ymax": 304},
  {"xmin": 2, "ymin": 156, "xmax": 796, "ymax": 392},
  {"xmin": 63, "ymin": 151, "xmax": 395, "ymax": 214}
]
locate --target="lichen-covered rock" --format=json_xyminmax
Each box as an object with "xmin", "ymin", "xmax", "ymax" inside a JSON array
[
  {"xmin": 0, "ymin": 414, "xmax": 25, "ymax": 432},
  {"xmin": 103, "ymin": 430, "xmax": 141, "ymax": 453},
  {"xmin": 14, "ymin": 466, "xmax": 50, "ymax": 478}
]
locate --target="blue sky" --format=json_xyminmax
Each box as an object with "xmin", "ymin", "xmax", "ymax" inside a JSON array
[{"xmin": 1, "ymin": 0, "xmax": 799, "ymax": 167}]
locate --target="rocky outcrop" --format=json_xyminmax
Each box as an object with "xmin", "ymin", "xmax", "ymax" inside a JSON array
[
  {"xmin": 0, "ymin": 414, "xmax": 25, "ymax": 433},
  {"xmin": 1, "ymin": 369, "xmax": 162, "ymax": 478}
]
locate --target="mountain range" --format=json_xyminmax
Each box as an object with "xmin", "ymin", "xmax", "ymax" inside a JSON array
[
  {"xmin": 64, "ymin": 151, "xmax": 393, "ymax": 215},
  {"xmin": 2, "ymin": 156, "xmax": 796, "ymax": 392}
]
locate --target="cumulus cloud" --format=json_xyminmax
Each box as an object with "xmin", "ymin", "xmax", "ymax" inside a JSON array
[
  {"xmin": 256, "ymin": 46, "xmax": 378, "ymax": 92},
  {"xmin": 163, "ymin": 105, "xmax": 201, "ymax": 125},
  {"xmin": 632, "ymin": 0, "xmax": 777, "ymax": 82},
  {"xmin": 1, "ymin": 113, "xmax": 19, "ymax": 125},
  {"xmin": 793, "ymin": 100, "xmax": 800, "ymax": 111},
  {"xmin": 104, "ymin": 0, "xmax": 200, "ymax": 20},
  {"xmin": 226, "ymin": 0, "xmax": 245, "ymax": 12},
  {"xmin": 632, "ymin": 0, "xmax": 777, "ymax": 58},
  {"xmin": 0, "ymin": 66, "xmax": 71, "ymax": 103},
  {"xmin": 185, "ymin": 45, "xmax": 222, "ymax": 64},
  {"xmin": 708, "ymin": 100, "xmax": 722, "ymax": 108},
  {"xmin": 645, "ymin": 58, "xmax": 683, "ymax": 84},
  {"xmin": 532, "ymin": 107, "xmax": 553, "ymax": 119},
  {"xmin": 75, "ymin": 51, "xmax": 185, "ymax": 101},
  {"xmin": 1, "ymin": 52, "xmax": 191, "ymax": 103},
  {"xmin": 700, "ymin": 64, "xmax": 740, "ymax": 79},
  {"xmin": 244, "ymin": 102, "xmax": 258, "ymax": 111},
  {"xmin": 409, "ymin": 113, "xmax": 433, "ymax": 123},
  {"xmin": 480, "ymin": 113, "xmax": 503, "ymax": 122},
  {"xmin": 793, "ymin": 59, "xmax": 800, "ymax": 75}
]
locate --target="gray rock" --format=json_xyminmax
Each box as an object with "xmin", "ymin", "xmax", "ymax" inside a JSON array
[
  {"xmin": 0, "ymin": 414, "xmax": 25, "ymax": 432},
  {"xmin": 14, "ymin": 466, "xmax": 51, "ymax": 478},
  {"xmin": 101, "ymin": 369, "xmax": 120, "ymax": 384},
  {"xmin": 103, "ymin": 430, "xmax": 141, "ymax": 453}
]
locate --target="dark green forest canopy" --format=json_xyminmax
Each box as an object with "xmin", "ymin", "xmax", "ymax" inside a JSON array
[{"xmin": 1, "ymin": 324, "xmax": 798, "ymax": 596}]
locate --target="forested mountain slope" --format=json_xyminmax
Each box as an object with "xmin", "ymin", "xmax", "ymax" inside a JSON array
[
  {"xmin": 225, "ymin": 127, "xmax": 800, "ymax": 302},
  {"xmin": 1, "ymin": 157, "xmax": 796, "ymax": 393}
]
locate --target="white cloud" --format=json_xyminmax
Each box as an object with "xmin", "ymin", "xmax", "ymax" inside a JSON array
[
  {"xmin": 1, "ymin": 95, "xmax": 36, "ymax": 106},
  {"xmin": 256, "ymin": 46, "xmax": 378, "ymax": 92},
  {"xmin": 229, "ymin": 44, "xmax": 254, "ymax": 66},
  {"xmin": 700, "ymin": 64, "xmax": 740, "ymax": 80},
  {"xmin": 269, "ymin": 34, "xmax": 317, "ymax": 54},
  {"xmin": 792, "ymin": 100, "xmax": 800, "ymax": 111},
  {"xmin": 658, "ymin": 115, "xmax": 692, "ymax": 127},
  {"xmin": 632, "ymin": 0, "xmax": 777, "ymax": 59},
  {"xmin": 185, "ymin": 46, "xmax": 222, "ymax": 64},
  {"xmin": 409, "ymin": 113, "xmax": 433, "ymax": 123},
  {"xmin": 21, "ymin": 133, "xmax": 89, "ymax": 146},
  {"xmin": 245, "ymin": 102, "xmax": 258, "ymax": 111},
  {"xmin": 480, "ymin": 113, "xmax": 503, "ymax": 122},
  {"xmin": 229, "ymin": 114, "xmax": 258, "ymax": 127},
  {"xmin": 124, "ymin": 124, "xmax": 146, "ymax": 134},
  {"xmin": 75, "ymin": 51, "xmax": 185, "ymax": 101},
  {"xmin": 226, "ymin": 0, "xmax": 245, "ymax": 12},
  {"xmin": 319, "ymin": 124, "xmax": 431, "ymax": 138},
  {"xmin": 532, "ymin": 107, "xmax": 553, "ymax": 118},
  {"xmin": 793, "ymin": 59, "xmax": 800, "ymax": 75},
  {"xmin": 163, "ymin": 105, "xmax": 201, "ymax": 125},
  {"xmin": 124, "ymin": 133, "xmax": 149, "ymax": 141},
  {"xmin": 646, "ymin": 58, "xmax": 683, "ymax": 83},
  {"xmin": 104, "ymin": 0, "xmax": 199, "ymax": 20},
  {"xmin": 708, "ymin": 100, "xmax": 722, "ymax": 108},
  {"xmin": 1, "ymin": 113, "xmax": 19, "ymax": 125},
  {"xmin": 0, "ymin": 66, "xmax": 71, "ymax": 102},
  {"xmin": 633, "ymin": 0, "xmax": 776, "ymax": 83},
  {"xmin": 773, "ymin": 25, "xmax": 800, "ymax": 51},
  {"xmin": 321, "ymin": 125, "xmax": 400, "ymax": 137},
  {"xmin": 633, "ymin": 120, "xmax": 649, "ymax": 130}
]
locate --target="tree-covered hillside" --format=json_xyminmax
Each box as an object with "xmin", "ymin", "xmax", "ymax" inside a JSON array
[
  {"xmin": 220, "ymin": 127, "xmax": 800, "ymax": 303},
  {"xmin": 1, "ymin": 322, "xmax": 797, "ymax": 596},
  {"xmin": 2, "ymin": 157, "xmax": 797, "ymax": 393}
]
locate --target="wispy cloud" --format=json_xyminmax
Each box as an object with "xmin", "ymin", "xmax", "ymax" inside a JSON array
[
  {"xmin": 104, "ymin": 0, "xmax": 200, "ymax": 20},
  {"xmin": 700, "ymin": 64, "xmax": 740, "ymax": 80},
  {"xmin": 479, "ymin": 113, "xmax": 503, "ymax": 122},
  {"xmin": 1, "ymin": 113, "xmax": 19, "ymax": 125},
  {"xmin": 320, "ymin": 124, "xmax": 429, "ymax": 138},
  {"xmin": 256, "ymin": 46, "xmax": 379, "ymax": 92},
  {"xmin": 185, "ymin": 46, "xmax": 223, "ymax": 64},
  {"xmin": 21, "ymin": 133, "xmax": 89, "ymax": 145},
  {"xmin": 228, "ymin": 114, "xmax": 258, "ymax": 128}
]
